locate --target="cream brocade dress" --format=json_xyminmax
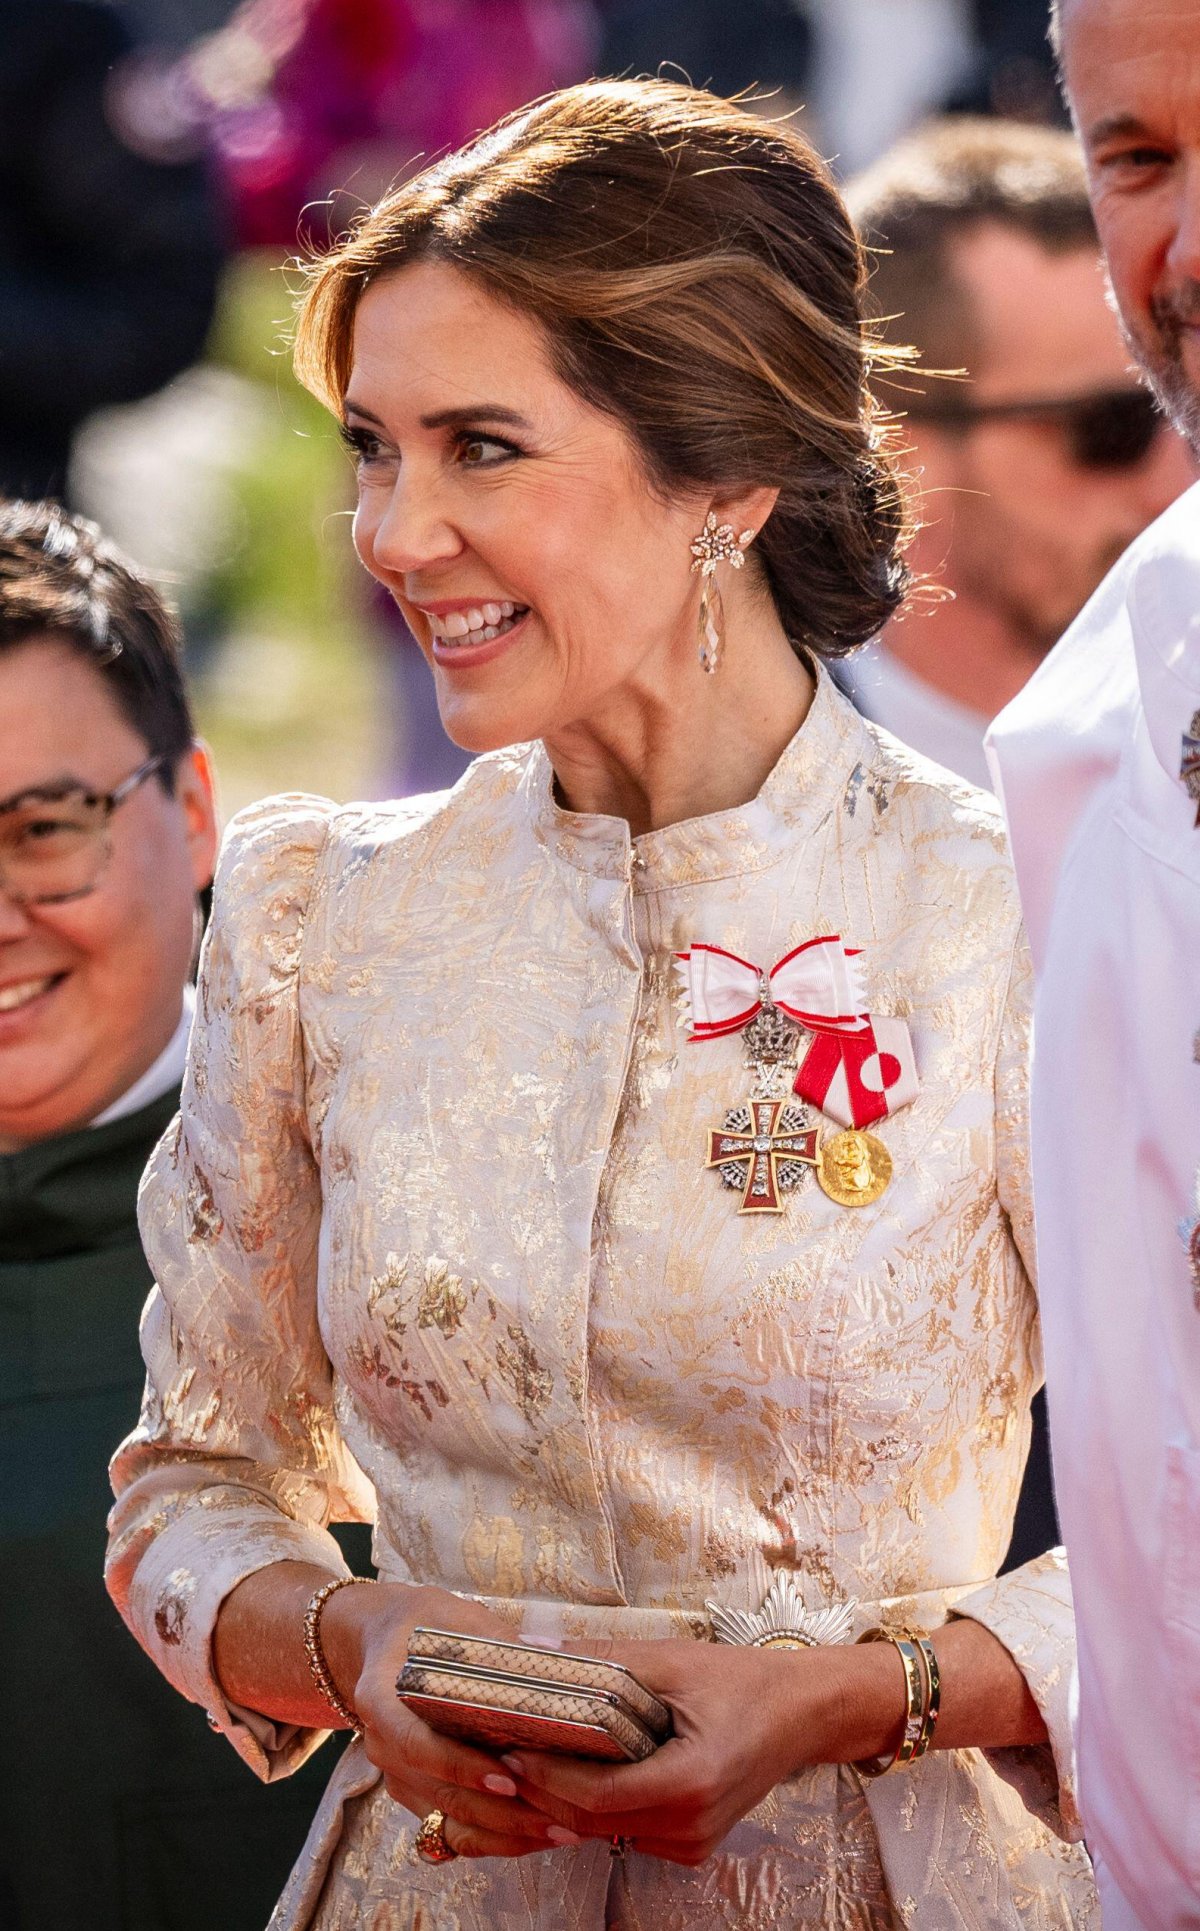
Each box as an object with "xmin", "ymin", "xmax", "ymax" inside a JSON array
[{"xmin": 107, "ymin": 673, "xmax": 1096, "ymax": 1929}]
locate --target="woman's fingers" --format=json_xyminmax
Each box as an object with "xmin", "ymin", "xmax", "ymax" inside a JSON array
[
  {"xmin": 503, "ymin": 1736, "xmax": 700, "ymax": 1818},
  {"xmin": 359, "ymin": 1689, "xmax": 521, "ymax": 1796},
  {"xmin": 441, "ymin": 1814, "xmax": 567, "ymax": 1860},
  {"xmin": 383, "ymin": 1775, "xmax": 580, "ymax": 1859}
]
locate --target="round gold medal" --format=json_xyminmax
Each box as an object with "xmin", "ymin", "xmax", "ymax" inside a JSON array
[{"xmin": 817, "ymin": 1129, "xmax": 892, "ymax": 1207}]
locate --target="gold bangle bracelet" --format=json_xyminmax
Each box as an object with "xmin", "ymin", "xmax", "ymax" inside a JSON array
[
  {"xmin": 910, "ymin": 1636, "xmax": 941, "ymax": 1762},
  {"xmin": 301, "ymin": 1574, "xmax": 377, "ymax": 1735},
  {"xmin": 853, "ymin": 1631, "xmax": 928, "ymax": 1777}
]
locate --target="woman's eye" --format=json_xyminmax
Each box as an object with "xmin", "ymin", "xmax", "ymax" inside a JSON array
[
  {"xmin": 338, "ymin": 424, "xmax": 387, "ymax": 464},
  {"xmin": 457, "ymin": 433, "xmax": 520, "ymax": 468}
]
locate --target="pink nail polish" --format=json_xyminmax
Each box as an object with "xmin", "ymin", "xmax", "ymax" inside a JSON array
[
  {"xmin": 546, "ymin": 1826, "xmax": 581, "ymax": 1847},
  {"xmin": 483, "ymin": 1774, "xmax": 518, "ymax": 1797},
  {"xmin": 500, "ymin": 1754, "xmax": 525, "ymax": 1776}
]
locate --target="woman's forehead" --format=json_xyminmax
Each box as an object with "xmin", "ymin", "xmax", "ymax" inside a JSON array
[{"xmin": 346, "ymin": 263, "xmax": 561, "ymax": 422}]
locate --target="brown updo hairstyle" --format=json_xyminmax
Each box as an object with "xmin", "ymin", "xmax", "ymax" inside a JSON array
[{"xmin": 294, "ymin": 78, "xmax": 915, "ymax": 660}]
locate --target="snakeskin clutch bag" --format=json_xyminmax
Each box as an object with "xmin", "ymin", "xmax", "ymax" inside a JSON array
[{"xmin": 397, "ymin": 1628, "xmax": 672, "ymax": 1763}]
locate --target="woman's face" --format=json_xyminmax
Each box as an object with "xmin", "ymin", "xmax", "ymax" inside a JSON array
[{"xmin": 344, "ymin": 262, "xmax": 715, "ymax": 753}]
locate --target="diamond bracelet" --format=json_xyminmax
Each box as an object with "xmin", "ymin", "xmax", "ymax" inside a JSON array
[{"xmin": 301, "ymin": 1574, "xmax": 378, "ymax": 1735}]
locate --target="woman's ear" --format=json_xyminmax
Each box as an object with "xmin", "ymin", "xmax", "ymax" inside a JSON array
[{"xmin": 709, "ymin": 485, "xmax": 780, "ymax": 546}]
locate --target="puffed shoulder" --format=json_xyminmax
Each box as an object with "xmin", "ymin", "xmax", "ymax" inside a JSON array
[
  {"xmin": 213, "ymin": 784, "xmax": 458, "ymax": 925},
  {"xmin": 201, "ymin": 795, "xmax": 337, "ymax": 994},
  {"xmin": 216, "ymin": 790, "xmax": 338, "ymax": 869},
  {"xmin": 858, "ymin": 715, "xmax": 1012, "ymax": 856}
]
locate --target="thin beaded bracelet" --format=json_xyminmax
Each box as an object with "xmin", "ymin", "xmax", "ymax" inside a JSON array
[
  {"xmin": 302, "ymin": 1575, "xmax": 378, "ymax": 1735},
  {"xmin": 852, "ymin": 1630, "xmax": 929, "ymax": 1777}
]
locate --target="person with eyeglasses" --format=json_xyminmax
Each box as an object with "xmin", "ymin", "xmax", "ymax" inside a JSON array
[
  {"xmin": 841, "ymin": 115, "xmax": 1194, "ymax": 799},
  {"xmin": 987, "ymin": 3, "xmax": 1200, "ymax": 1925},
  {"xmin": 0, "ymin": 500, "xmax": 352, "ymax": 1929}
]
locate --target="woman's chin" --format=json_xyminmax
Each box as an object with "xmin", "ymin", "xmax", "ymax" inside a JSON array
[{"xmin": 436, "ymin": 694, "xmax": 547, "ymax": 756}]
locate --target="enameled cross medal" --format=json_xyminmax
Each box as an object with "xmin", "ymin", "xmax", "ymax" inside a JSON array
[
  {"xmin": 678, "ymin": 939, "xmax": 919, "ymax": 1215},
  {"xmin": 706, "ymin": 1097, "xmax": 819, "ymax": 1213},
  {"xmin": 703, "ymin": 978, "xmax": 819, "ymax": 1215}
]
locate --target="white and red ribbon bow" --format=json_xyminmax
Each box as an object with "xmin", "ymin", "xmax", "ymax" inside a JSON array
[{"xmin": 676, "ymin": 938, "xmax": 919, "ymax": 1131}]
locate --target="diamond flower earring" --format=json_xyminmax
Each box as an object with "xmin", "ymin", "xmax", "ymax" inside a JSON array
[{"xmin": 689, "ymin": 512, "xmax": 755, "ymax": 675}]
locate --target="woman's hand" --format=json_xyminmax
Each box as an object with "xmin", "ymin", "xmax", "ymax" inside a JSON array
[
  {"xmin": 217, "ymin": 1566, "xmax": 1045, "ymax": 1868},
  {"xmin": 215, "ymin": 1565, "xmax": 581, "ymax": 1861},
  {"xmin": 321, "ymin": 1580, "xmax": 582, "ymax": 1860},
  {"xmin": 496, "ymin": 1636, "xmax": 904, "ymax": 1866}
]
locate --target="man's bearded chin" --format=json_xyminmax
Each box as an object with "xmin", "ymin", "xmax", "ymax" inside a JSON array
[{"xmin": 1124, "ymin": 281, "xmax": 1200, "ymax": 459}]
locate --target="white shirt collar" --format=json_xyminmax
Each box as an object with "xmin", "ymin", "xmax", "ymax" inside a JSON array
[
  {"xmin": 89, "ymin": 984, "xmax": 195, "ymax": 1130},
  {"xmin": 1124, "ymin": 483, "xmax": 1200, "ymax": 791}
]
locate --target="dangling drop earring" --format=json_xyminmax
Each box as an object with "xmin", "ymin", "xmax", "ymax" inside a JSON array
[{"xmin": 689, "ymin": 512, "xmax": 755, "ymax": 675}]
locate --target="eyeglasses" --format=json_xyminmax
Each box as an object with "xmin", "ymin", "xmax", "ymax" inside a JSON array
[
  {"xmin": 904, "ymin": 385, "xmax": 1167, "ymax": 471},
  {"xmin": 0, "ymin": 756, "xmax": 165, "ymax": 905}
]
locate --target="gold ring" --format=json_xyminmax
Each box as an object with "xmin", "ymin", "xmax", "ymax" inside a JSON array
[{"xmin": 415, "ymin": 1809, "xmax": 458, "ymax": 1864}]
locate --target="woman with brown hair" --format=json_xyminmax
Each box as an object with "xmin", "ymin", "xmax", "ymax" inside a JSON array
[{"xmin": 106, "ymin": 79, "xmax": 1096, "ymax": 1927}]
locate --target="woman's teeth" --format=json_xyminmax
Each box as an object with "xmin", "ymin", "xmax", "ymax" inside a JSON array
[
  {"xmin": 429, "ymin": 601, "xmax": 526, "ymax": 646},
  {"xmin": 0, "ymin": 975, "xmax": 56, "ymax": 1013}
]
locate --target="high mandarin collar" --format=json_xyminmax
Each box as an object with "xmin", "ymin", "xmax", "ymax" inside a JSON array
[{"xmin": 524, "ymin": 666, "xmax": 871, "ymax": 888}]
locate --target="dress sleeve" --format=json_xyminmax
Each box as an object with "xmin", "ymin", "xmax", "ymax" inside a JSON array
[
  {"xmin": 951, "ymin": 925, "xmax": 1083, "ymax": 1843},
  {"xmin": 105, "ymin": 796, "xmax": 374, "ymax": 1783}
]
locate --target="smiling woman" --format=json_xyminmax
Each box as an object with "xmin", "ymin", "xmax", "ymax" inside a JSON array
[
  {"xmin": 106, "ymin": 78, "xmax": 1096, "ymax": 1931},
  {"xmin": 296, "ymin": 80, "xmax": 911, "ymax": 758}
]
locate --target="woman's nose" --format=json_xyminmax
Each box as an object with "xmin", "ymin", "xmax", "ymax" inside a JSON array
[{"xmin": 356, "ymin": 475, "xmax": 464, "ymax": 580}]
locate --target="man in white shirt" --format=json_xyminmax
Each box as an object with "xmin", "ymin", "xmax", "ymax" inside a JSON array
[
  {"xmin": 843, "ymin": 115, "xmax": 1193, "ymax": 790},
  {"xmin": 988, "ymin": 3, "xmax": 1200, "ymax": 1923}
]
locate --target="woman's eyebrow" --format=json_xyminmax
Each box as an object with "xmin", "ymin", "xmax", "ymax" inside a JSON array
[
  {"xmin": 341, "ymin": 397, "xmax": 532, "ymax": 433},
  {"xmin": 420, "ymin": 405, "xmax": 532, "ymax": 431},
  {"xmin": 341, "ymin": 398, "xmax": 386, "ymax": 425}
]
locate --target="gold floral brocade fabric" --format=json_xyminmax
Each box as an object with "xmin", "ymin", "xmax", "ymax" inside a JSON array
[{"xmin": 106, "ymin": 674, "xmax": 1096, "ymax": 1928}]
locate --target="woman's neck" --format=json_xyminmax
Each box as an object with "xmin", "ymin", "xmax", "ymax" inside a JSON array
[{"xmin": 543, "ymin": 595, "xmax": 815, "ymax": 836}]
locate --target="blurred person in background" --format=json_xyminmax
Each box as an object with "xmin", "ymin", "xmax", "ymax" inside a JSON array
[
  {"xmin": 842, "ymin": 119, "xmax": 1191, "ymax": 1583},
  {"xmin": 0, "ymin": 0, "xmax": 224, "ymax": 502},
  {"xmin": 989, "ymin": 0, "xmax": 1200, "ymax": 1922},
  {"xmin": 949, "ymin": 0, "xmax": 1067, "ymax": 124},
  {"xmin": 843, "ymin": 116, "xmax": 1193, "ymax": 796},
  {"xmin": 595, "ymin": 0, "xmax": 811, "ymax": 106},
  {"xmin": 801, "ymin": 0, "xmax": 974, "ymax": 175},
  {"xmin": 0, "ymin": 502, "xmax": 349, "ymax": 1930}
]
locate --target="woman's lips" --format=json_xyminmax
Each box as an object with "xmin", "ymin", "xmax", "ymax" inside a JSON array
[{"xmin": 429, "ymin": 607, "xmax": 531, "ymax": 670}]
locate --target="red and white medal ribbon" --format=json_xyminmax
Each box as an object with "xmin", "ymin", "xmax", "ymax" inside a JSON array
[{"xmin": 676, "ymin": 938, "xmax": 919, "ymax": 1131}]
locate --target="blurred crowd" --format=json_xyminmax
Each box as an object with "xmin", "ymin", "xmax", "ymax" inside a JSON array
[{"xmin": 1, "ymin": 0, "xmax": 1084, "ymax": 814}]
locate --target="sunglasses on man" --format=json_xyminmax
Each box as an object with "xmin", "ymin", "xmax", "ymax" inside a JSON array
[{"xmin": 904, "ymin": 384, "xmax": 1167, "ymax": 472}]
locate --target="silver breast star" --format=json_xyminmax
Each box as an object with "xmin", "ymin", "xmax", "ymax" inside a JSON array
[{"xmin": 707, "ymin": 1573, "xmax": 858, "ymax": 1649}]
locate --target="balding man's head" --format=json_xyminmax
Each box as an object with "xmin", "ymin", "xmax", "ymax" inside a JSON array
[{"xmin": 1055, "ymin": 0, "xmax": 1200, "ymax": 454}]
